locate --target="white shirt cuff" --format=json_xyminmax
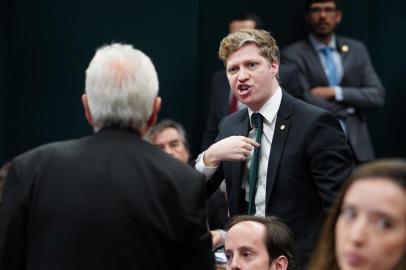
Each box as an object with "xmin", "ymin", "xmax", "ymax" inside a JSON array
[
  {"xmin": 195, "ymin": 151, "xmax": 218, "ymax": 179},
  {"xmin": 334, "ymin": 86, "xmax": 343, "ymax": 101}
]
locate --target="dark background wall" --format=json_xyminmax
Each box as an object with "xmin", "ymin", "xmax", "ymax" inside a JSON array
[{"xmin": 1, "ymin": 0, "xmax": 405, "ymax": 164}]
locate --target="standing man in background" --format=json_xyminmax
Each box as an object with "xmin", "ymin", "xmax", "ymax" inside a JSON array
[
  {"xmin": 0, "ymin": 43, "xmax": 214, "ymax": 270},
  {"xmin": 281, "ymin": 0, "xmax": 385, "ymax": 163}
]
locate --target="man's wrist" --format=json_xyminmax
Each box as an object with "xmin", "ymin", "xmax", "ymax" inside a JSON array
[
  {"xmin": 195, "ymin": 152, "xmax": 218, "ymax": 179},
  {"xmin": 334, "ymin": 86, "xmax": 343, "ymax": 101},
  {"xmin": 203, "ymin": 148, "xmax": 220, "ymax": 167}
]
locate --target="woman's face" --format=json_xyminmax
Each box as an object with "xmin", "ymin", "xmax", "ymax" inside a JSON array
[{"xmin": 335, "ymin": 178, "xmax": 406, "ymax": 270}]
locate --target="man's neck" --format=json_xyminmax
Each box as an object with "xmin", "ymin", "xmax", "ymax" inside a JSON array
[
  {"xmin": 248, "ymin": 85, "xmax": 280, "ymax": 112},
  {"xmin": 138, "ymin": 125, "xmax": 148, "ymax": 137},
  {"xmin": 312, "ymin": 33, "xmax": 334, "ymax": 45}
]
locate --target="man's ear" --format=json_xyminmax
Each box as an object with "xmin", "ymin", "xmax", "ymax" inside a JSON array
[
  {"xmin": 146, "ymin": 96, "xmax": 162, "ymax": 129},
  {"xmin": 270, "ymin": 62, "xmax": 279, "ymax": 77},
  {"xmin": 336, "ymin": 10, "xmax": 342, "ymax": 24},
  {"xmin": 81, "ymin": 94, "xmax": 93, "ymax": 126},
  {"xmin": 270, "ymin": 255, "xmax": 288, "ymax": 270}
]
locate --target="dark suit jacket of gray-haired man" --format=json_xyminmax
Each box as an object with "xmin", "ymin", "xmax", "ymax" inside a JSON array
[{"xmin": 0, "ymin": 43, "xmax": 214, "ymax": 270}]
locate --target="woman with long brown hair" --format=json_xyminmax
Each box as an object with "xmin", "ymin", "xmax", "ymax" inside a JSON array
[{"xmin": 310, "ymin": 159, "xmax": 406, "ymax": 270}]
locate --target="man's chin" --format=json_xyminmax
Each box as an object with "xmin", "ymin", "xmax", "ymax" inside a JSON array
[{"xmin": 313, "ymin": 29, "xmax": 334, "ymax": 39}]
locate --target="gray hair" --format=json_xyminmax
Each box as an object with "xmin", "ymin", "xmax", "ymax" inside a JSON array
[
  {"xmin": 144, "ymin": 119, "xmax": 189, "ymax": 151},
  {"xmin": 85, "ymin": 43, "xmax": 159, "ymax": 130}
]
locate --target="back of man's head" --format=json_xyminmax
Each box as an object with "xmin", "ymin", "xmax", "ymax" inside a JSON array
[{"xmin": 85, "ymin": 43, "xmax": 159, "ymax": 131}]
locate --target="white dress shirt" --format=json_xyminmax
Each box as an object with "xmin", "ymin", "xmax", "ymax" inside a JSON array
[{"xmin": 196, "ymin": 87, "xmax": 283, "ymax": 217}]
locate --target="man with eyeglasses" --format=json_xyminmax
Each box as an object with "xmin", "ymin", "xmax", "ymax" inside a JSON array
[{"xmin": 281, "ymin": 0, "xmax": 385, "ymax": 164}]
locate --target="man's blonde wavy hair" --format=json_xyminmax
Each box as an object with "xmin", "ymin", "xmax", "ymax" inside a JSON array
[{"xmin": 218, "ymin": 29, "xmax": 280, "ymax": 65}]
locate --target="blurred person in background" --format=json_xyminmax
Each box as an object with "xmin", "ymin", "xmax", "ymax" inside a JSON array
[
  {"xmin": 281, "ymin": 0, "xmax": 385, "ymax": 163},
  {"xmin": 310, "ymin": 159, "xmax": 406, "ymax": 270}
]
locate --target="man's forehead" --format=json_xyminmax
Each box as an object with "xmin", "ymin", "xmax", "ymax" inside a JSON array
[
  {"xmin": 225, "ymin": 221, "xmax": 267, "ymax": 252},
  {"xmin": 226, "ymin": 44, "xmax": 264, "ymax": 65},
  {"xmin": 227, "ymin": 221, "xmax": 266, "ymax": 239},
  {"xmin": 310, "ymin": 1, "xmax": 337, "ymax": 8},
  {"xmin": 153, "ymin": 127, "xmax": 181, "ymax": 141},
  {"xmin": 229, "ymin": 20, "xmax": 257, "ymax": 33}
]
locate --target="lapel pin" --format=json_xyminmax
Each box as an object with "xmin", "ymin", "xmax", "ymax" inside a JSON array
[
  {"xmin": 341, "ymin": 45, "xmax": 349, "ymax": 53},
  {"xmin": 280, "ymin": 124, "xmax": 286, "ymax": 130}
]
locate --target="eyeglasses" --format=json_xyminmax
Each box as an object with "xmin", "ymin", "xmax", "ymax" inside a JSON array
[{"xmin": 309, "ymin": 7, "xmax": 337, "ymax": 15}]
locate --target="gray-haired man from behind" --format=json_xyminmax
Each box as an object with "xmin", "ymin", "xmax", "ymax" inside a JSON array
[{"xmin": 0, "ymin": 43, "xmax": 214, "ymax": 270}]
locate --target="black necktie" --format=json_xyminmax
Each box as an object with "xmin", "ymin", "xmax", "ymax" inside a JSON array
[{"xmin": 247, "ymin": 112, "xmax": 263, "ymax": 215}]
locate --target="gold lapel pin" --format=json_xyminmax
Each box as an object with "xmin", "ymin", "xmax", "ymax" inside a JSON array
[
  {"xmin": 280, "ymin": 124, "xmax": 286, "ymax": 130},
  {"xmin": 341, "ymin": 45, "xmax": 349, "ymax": 53}
]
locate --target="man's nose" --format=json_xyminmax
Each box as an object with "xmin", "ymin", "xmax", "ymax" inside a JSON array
[
  {"xmin": 164, "ymin": 145, "xmax": 175, "ymax": 156},
  {"xmin": 229, "ymin": 256, "xmax": 241, "ymax": 270},
  {"xmin": 238, "ymin": 68, "xmax": 249, "ymax": 81},
  {"xmin": 319, "ymin": 10, "xmax": 328, "ymax": 18}
]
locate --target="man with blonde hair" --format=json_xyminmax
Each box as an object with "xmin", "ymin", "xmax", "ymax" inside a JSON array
[
  {"xmin": 195, "ymin": 29, "xmax": 353, "ymax": 268},
  {"xmin": 202, "ymin": 13, "xmax": 263, "ymax": 151},
  {"xmin": 0, "ymin": 43, "xmax": 214, "ymax": 270}
]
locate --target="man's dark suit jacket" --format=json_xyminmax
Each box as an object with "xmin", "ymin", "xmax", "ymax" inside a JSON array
[
  {"xmin": 281, "ymin": 36, "xmax": 385, "ymax": 162},
  {"xmin": 0, "ymin": 128, "xmax": 214, "ymax": 270},
  {"xmin": 202, "ymin": 65, "xmax": 303, "ymax": 151},
  {"xmin": 205, "ymin": 90, "xmax": 353, "ymax": 268}
]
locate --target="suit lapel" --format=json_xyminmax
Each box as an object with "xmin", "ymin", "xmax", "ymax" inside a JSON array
[
  {"xmin": 336, "ymin": 36, "xmax": 351, "ymax": 80},
  {"xmin": 304, "ymin": 39, "xmax": 330, "ymax": 85},
  {"xmin": 265, "ymin": 91, "xmax": 293, "ymax": 208}
]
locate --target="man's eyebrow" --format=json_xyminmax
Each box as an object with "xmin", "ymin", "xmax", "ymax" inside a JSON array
[
  {"xmin": 237, "ymin": 245, "xmax": 255, "ymax": 252},
  {"xmin": 224, "ymin": 246, "xmax": 253, "ymax": 254}
]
